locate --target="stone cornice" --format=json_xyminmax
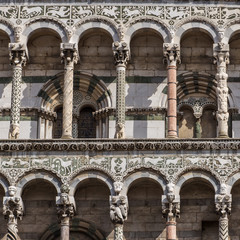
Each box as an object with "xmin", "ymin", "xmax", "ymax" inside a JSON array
[{"xmin": 0, "ymin": 139, "xmax": 240, "ymax": 152}]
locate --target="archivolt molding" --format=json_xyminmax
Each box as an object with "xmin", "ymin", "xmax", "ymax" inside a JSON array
[
  {"xmin": 69, "ymin": 169, "xmax": 115, "ymax": 196},
  {"xmin": 125, "ymin": 16, "xmax": 172, "ymax": 43},
  {"xmin": 174, "ymin": 21, "xmax": 220, "ymax": 44},
  {"xmin": 15, "ymin": 170, "xmax": 62, "ymax": 196},
  {"xmin": 22, "ymin": 16, "xmax": 69, "ymax": 42},
  {"xmin": 175, "ymin": 169, "xmax": 220, "ymax": 196},
  {"xmin": 0, "ymin": 17, "xmax": 15, "ymax": 42},
  {"xmin": 72, "ymin": 16, "xmax": 119, "ymax": 43},
  {"xmin": 223, "ymin": 20, "xmax": 240, "ymax": 44}
]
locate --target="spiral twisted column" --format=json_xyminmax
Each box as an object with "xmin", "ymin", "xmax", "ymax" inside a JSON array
[
  {"xmin": 162, "ymin": 183, "xmax": 180, "ymax": 240},
  {"xmin": 215, "ymin": 190, "xmax": 231, "ymax": 240},
  {"xmin": 112, "ymin": 41, "xmax": 129, "ymax": 139},
  {"xmin": 61, "ymin": 43, "xmax": 78, "ymax": 139},
  {"xmin": 214, "ymin": 43, "xmax": 230, "ymax": 138},
  {"xmin": 163, "ymin": 43, "xmax": 181, "ymax": 138},
  {"xmin": 3, "ymin": 186, "xmax": 24, "ymax": 240},
  {"xmin": 56, "ymin": 184, "xmax": 75, "ymax": 240},
  {"xmin": 8, "ymin": 44, "xmax": 27, "ymax": 139}
]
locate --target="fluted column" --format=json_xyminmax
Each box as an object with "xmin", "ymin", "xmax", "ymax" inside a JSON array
[
  {"xmin": 3, "ymin": 186, "xmax": 24, "ymax": 240},
  {"xmin": 112, "ymin": 42, "xmax": 129, "ymax": 139},
  {"xmin": 110, "ymin": 181, "xmax": 128, "ymax": 240},
  {"xmin": 56, "ymin": 184, "xmax": 75, "ymax": 240},
  {"xmin": 164, "ymin": 43, "xmax": 181, "ymax": 138},
  {"xmin": 213, "ymin": 43, "xmax": 229, "ymax": 138},
  {"xmin": 215, "ymin": 185, "xmax": 231, "ymax": 240},
  {"xmin": 162, "ymin": 183, "xmax": 180, "ymax": 240},
  {"xmin": 60, "ymin": 43, "xmax": 78, "ymax": 139},
  {"xmin": 8, "ymin": 43, "xmax": 27, "ymax": 139}
]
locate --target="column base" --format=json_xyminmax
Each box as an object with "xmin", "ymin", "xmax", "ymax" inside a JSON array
[
  {"xmin": 167, "ymin": 135, "xmax": 178, "ymax": 139},
  {"xmin": 218, "ymin": 134, "xmax": 229, "ymax": 138},
  {"xmin": 61, "ymin": 135, "xmax": 73, "ymax": 139}
]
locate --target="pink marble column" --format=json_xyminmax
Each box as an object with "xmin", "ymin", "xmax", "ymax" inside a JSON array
[
  {"xmin": 164, "ymin": 43, "xmax": 180, "ymax": 138},
  {"xmin": 166, "ymin": 220, "xmax": 177, "ymax": 240}
]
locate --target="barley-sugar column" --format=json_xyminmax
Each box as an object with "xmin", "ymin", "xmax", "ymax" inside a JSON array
[
  {"xmin": 60, "ymin": 43, "xmax": 78, "ymax": 139},
  {"xmin": 213, "ymin": 43, "xmax": 229, "ymax": 138},
  {"xmin": 112, "ymin": 41, "xmax": 129, "ymax": 139},
  {"xmin": 9, "ymin": 43, "xmax": 27, "ymax": 139},
  {"xmin": 163, "ymin": 43, "xmax": 181, "ymax": 138}
]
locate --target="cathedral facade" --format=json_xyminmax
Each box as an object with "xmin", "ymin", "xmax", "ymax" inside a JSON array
[{"xmin": 0, "ymin": 0, "xmax": 239, "ymax": 239}]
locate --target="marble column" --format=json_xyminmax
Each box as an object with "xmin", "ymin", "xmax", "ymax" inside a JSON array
[
  {"xmin": 110, "ymin": 181, "xmax": 128, "ymax": 240},
  {"xmin": 8, "ymin": 43, "xmax": 27, "ymax": 139},
  {"xmin": 215, "ymin": 189, "xmax": 231, "ymax": 240},
  {"xmin": 60, "ymin": 43, "xmax": 78, "ymax": 139},
  {"xmin": 162, "ymin": 183, "xmax": 180, "ymax": 240},
  {"xmin": 164, "ymin": 43, "xmax": 181, "ymax": 138},
  {"xmin": 112, "ymin": 41, "xmax": 129, "ymax": 139},
  {"xmin": 56, "ymin": 184, "xmax": 74, "ymax": 240},
  {"xmin": 213, "ymin": 43, "xmax": 229, "ymax": 138},
  {"xmin": 3, "ymin": 186, "xmax": 24, "ymax": 240}
]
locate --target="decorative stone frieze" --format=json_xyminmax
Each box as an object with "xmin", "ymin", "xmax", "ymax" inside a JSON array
[
  {"xmin": 213, "ymin": 43, "xmax": 230, "ymax": 138},
  {"xmin": 112, "ymin": 41, "xmax": 129, "ymax": 139},
  {"xmin": 8, "ymin": 43, "xmax": 27, "ymax": 140},
  {"xmin": 215, "ymin": 191, "xmax": 231, "ymax": 240},
  {"xmin": 164, "ymin": 43, "xmax": 180, "ymax": 139},
  {"xmin": 3, "ymin": 186, "xmax": 23, "ymax": 240},
  {"xmin": 56, "ymin": 183, "xmax": 75, "ymax": 240},
  {"xmin": 60, "ymin": 43, "xmax": 79, "ymax": 139}
]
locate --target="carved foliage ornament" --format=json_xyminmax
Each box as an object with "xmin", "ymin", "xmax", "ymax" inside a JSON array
[
  {"xmin": 163, "ymin": 43, "xmax": 181, "ymax": 66},
  {"xmin": 112, "ymin": 41, "xmax": 129, "ymax": 66},
  {"xmin": 110, "ymin": 195, "xmax": 128, "ymax": 224}
]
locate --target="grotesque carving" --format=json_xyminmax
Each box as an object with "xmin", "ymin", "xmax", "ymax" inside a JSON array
[{"xmin": 110, "ymin": 195, "xmax": 128, "ymax": 224}]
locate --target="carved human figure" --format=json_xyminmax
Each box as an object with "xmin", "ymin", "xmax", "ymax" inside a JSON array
[{"xmin": 112, "ymin": 41, "xmax": 129, "ymax": 139}]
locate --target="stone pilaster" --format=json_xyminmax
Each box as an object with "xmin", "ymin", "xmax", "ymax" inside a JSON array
[
  {"xmin": 215, "ymin": 191, "xmax": 231, "ymax": 240},
  {"xmin": 60, "ymin": 43, "xmax": 78, "ymax": 139},
  {"xmin": 3, "ymin": 186, "xmax": 24, "ymax": 240},
  {"xmin": 110, "ymin": 181, "xmax": 128, "ymax": 240},
  {"xmin": 164, "ymin": 43, "xmax": 181, "ymax": 138},
  {"xmin": 9, "ymin": 43, "xmax": 27, "ymax": 139},
  {"xmin": 213, "ymin": 43, "xmax": 229, "ymax": 138},
  {"xmin": 162, "ymin": 183, "xmax": 180, "ymax": 240},
  {"xmin": 112, "ymin": 41, "xmax": 129, "ymax": 139},
  {"xmin": 56, "ymin": 184, "xmax": 75, "ymax": 240}
]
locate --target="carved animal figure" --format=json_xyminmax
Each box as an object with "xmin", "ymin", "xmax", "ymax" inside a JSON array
[
  {"xmin": 123, "ymin": 8, "xmax": 141, "ymax": 18},
  {"xmin": 21, "ymin": 6, "xmax": 43, "ymax": 17},
  {"xmin": 47, "ymin": 6, "xmax": 70, "ymax": 17},
  {"xmin": 100, "ymin": 7, "xmax": 117, "ymax": 18},
  {"xmin": 222, "ymin": 8, "xmax": 239, "ymax": 19},
  {"xmin": 167, "ymin": 7, "xmax": 188, "ymax": 19}
]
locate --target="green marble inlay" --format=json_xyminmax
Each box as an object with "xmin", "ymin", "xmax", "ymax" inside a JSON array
[
  {"xmin": 0, "ymin": 116, "xmax": 38, "ymax": 121},
  {"xmin": 109, "ymin": 114, "xmax": 164, "ymax": 121}
]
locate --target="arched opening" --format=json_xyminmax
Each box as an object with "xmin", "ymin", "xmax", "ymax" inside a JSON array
[
  {"xmin": 179, "ymin": 106, "xmax": 195, "ymax": 138},
  {"xmin": 77, "ymin": 28, "xmax": 114, "ymax": 72},
  {"xmin": 229, "ymin": 179, "xmax": 240, "ymax": 239},
  {"xmin": 125, "ymin": 178, "xmax": 165, "ymax": 240},
  {"xmin": 52, "ymin": 106, "xmax": 63, "ymax": 138},
  {"xmin": 180, "ymin": 30, "xmax": 213, "ymax": 72},
  {"xmin": 18, "ymin": 180, "xmax": 57, "ymax": 239},
  {"xmin": 78, "ymin": 106, "xmax": 96, "ymax": 138},
  {"xmin": 178, "ymin": 178, "xmax": 217, "ymax": 239},
  {"xmin": 74, "ymin": 178, "xmax": 111, "ymax": 239},
  {"xmin": 0, "ymin": 184, "xmax": 6, "ymax": 237},
  {"xmin": 201, "ymin": 106, "xmax": 217, "ymax": 138}
]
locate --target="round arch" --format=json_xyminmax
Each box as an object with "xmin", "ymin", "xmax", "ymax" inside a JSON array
[
  {"xmin": 125, "ymin": 18, "xmax": 171, "ymax": 46},
  {"xmin": 69, "ymin": 170, "xmax": 114, "ymax": 196},
  {"xmin": 175, "ymin": 170, "xmax": 219, "ymax": 196},
  {"xmin": 40, "ymin": 218, "xmax": 106, "ymax": 240},
  {"xmin": 174, "ymin": 22, "xmax": 219, "ymax": 44},
  {"xmin": 223, "ymin": 22, "xmax": 240, "ymax": 44},
  {"xmin": 16, "ymin": 171, "xmax": 62, "ymax": 196},
  {"xmin": 0, "ymin": 174, "xmax": 10, "ymax": 195},
  {"xmin": 122, "ymin": 170, "xmax": 167, "ymax": 195},
  {"xmin": 22, "ymin": 18, "xmax": 69, "ymax": 43},
  {"xmin": 72, "ymin": 19, "xmax": 119, "ymax": 44},
  {"xmin": 0, "ymin": 18, "xmax": 14, "ymax": 42},
  {"xmin": 227, "ymin": 172, "xmax": 240, "ymax": 194}
]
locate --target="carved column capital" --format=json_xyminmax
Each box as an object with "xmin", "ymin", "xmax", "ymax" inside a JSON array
[
  {"xmin": 215, "ymin": 194, "xmax": 231, "ymax": 218},
  {"xmin": 9, "ymin": 43, "xmax": 27, "ymax": 67},
  {"xmin": 110, "ymin": 195, "xmax": 128, "ymax": 225},
  {"xmin": 163, "ymin": 43, "xmax": 181, "ymax": 67},
  {"xmin": 112, "ymin": 41, "xmax": 129, "ymax": 66},
  {"xmin": 60, "ymin": 43, "xmax": 79, "ymax": 65},
  {"xmin": 213, "ymin": 43, "xmax": 230, "ymax": 66},
  {"xmin": 3, "ymin": 186, "xmax": 24, "ymax": 240}
]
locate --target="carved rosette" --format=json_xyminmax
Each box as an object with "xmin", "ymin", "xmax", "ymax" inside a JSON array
[
  {"xmin": 9, "ymin": 43, "xmax": 27, "ymax": 140},
  {"xmin": 112, "ymin": 41, "xmax": 129, "ymax": 139},
  {"xmin": 215, "ymin": 193, "xmax": 231, "ymax": 240},
  {"xmin": 60, "ymin": 43, "xmax": 78, "ymax": 139},
  {"xmin": 213, "ymin": 43, "xmax": 229, "ymax": 138},
  {"xmin": 110, "ymin": 190, "xmax": 128, "ymax": 240},
  {"xmin": 3, "ymin": 186, "xmax": 23, "ymax": 240}
]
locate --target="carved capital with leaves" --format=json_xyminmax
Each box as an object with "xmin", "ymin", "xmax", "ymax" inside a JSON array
[
  {"xmin": 110, "ymin": 195, "xmax": 128, "ymax": 224},
  {"xmin": 112, "ymin": 41, "xmax": 129, "ymax": 66},
  {"xmin": 60, "ymin": 43, "xmax": 79, "ymax": 65},
  {"xmin": 163, "ymin": 43, "xmax": 181, "ymax": 66},
  {"xmin": 213, "ymin": 43, "xmax": 229, "ymax": 66},
  {"xmin": 9, "ymin": 43, "xmax": 27, "ymax": 67},
  {"xmin": 215, "ymin": 194, "xmax": 231, "ymax": 218}
]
